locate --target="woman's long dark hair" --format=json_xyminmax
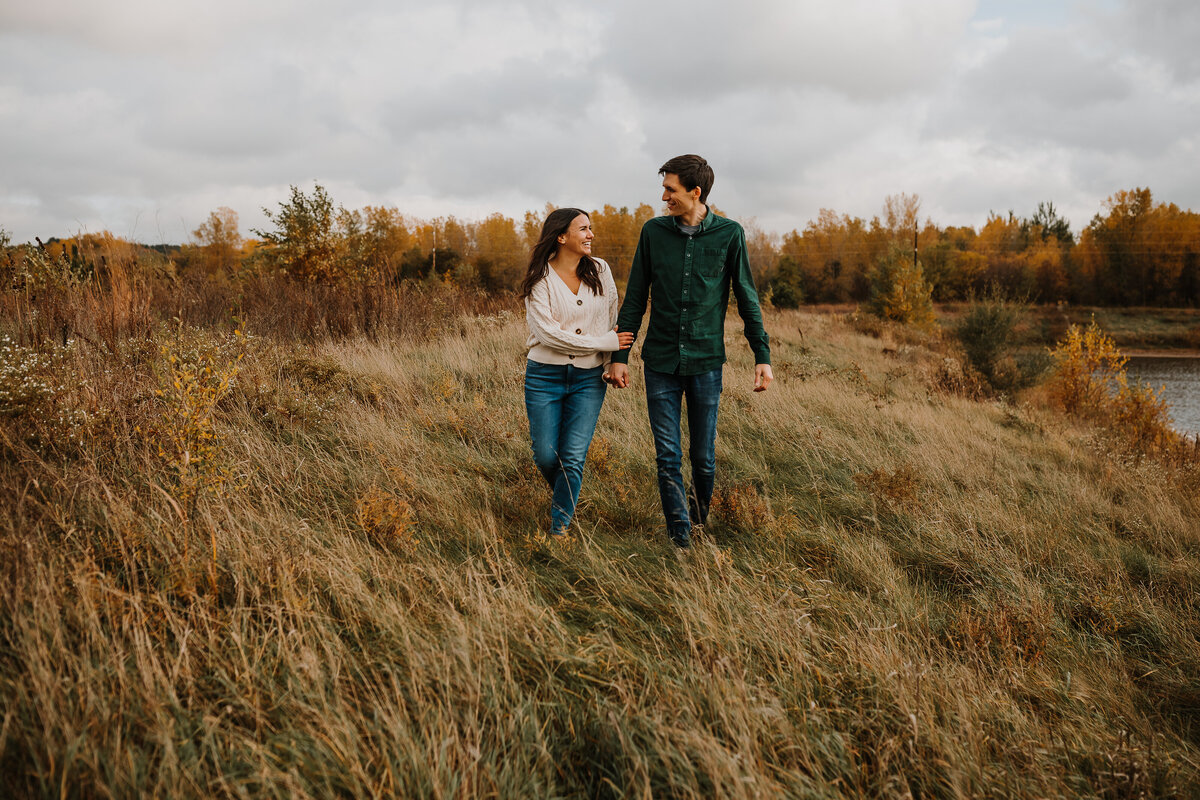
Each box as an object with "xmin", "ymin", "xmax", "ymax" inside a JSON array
[{"xmin": 519, "ymin": 208, "xmax": 603, "ymax": 299}]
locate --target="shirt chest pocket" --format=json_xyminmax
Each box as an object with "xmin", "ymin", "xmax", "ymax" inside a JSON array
[{"xmin": 694, "ymin": 247, "xmax": 727, "ymax": 277}]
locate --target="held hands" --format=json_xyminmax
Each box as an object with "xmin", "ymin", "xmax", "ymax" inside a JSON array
[
  {"xmin": 601, "ymin": 325, "xmax": 770, "ymax": 392},
  {"xmin": 603, "ymin": 362, "xmax": 630, "ymax": 389},
  {"xmin": 603, "ymin": 327, "xmax": 634, "ymax": 389},
  {"xmin": 605, "ymin": 361, "xmax": 770, "ymax": 391},
  {"xmin": 753, "ymin": 364, "xmax": 774, "ymax": 392}
]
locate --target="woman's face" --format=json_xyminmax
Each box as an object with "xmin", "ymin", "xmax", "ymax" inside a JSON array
[{"xmin": 557, "ymin": 213, "xmax": 594, "ymax": 260}]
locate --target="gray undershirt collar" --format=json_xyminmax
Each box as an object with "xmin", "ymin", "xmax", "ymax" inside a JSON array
[{"xmin": 675, "ymin": 208, "xmax": 707, "ymax": 236}]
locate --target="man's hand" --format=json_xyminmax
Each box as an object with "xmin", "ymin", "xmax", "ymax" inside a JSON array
[
  {"xmin": 753, "ymin": 364, "xmax": 773, "ymax": 392},
  {"xmin": 604, "ymin": 363, "xmax": 630, "ymax": 389}
]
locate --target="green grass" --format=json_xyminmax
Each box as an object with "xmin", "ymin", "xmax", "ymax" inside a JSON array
[
  {"xmin": 2, "ymin": 308, "xmax": 1199, "ymax": 798},
  {"xmin": 936, "ymin": 303, "xmax": 1200, "ymax": 352}
]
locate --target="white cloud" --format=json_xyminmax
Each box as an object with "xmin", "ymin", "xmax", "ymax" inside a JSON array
[
  {"xmin": 602, "ymin": 0, "xmax": 974, "ymax": 100},
  {"xmin": 2, "ymin": 0, "xmax": 1199, "ymax": 244}
]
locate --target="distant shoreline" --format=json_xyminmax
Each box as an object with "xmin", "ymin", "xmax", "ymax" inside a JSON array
[{"xmin": 1123, "ymin": 349, "xmax": 1200, "ymax": 358}]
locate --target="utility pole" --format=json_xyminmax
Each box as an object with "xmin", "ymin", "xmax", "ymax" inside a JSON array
[
  {"xmin": 432, "ymin": 228, "xmax": 437, "ymax": 276},
  {"xmin": 913, "ymin": 226, "xmax": 918, "ymax": 269}
]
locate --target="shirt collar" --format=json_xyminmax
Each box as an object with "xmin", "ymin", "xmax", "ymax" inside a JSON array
[{"xmin": 674, "ymin": 206, "xmax": 713, "ymax": 233}]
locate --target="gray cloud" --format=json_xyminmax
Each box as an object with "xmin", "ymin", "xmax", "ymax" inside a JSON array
[
  {"xmin": 932, "ymin": 26, "xmax": 1197, "ymax": 159},
  {"xmin": 2, "ymin": 0, "xmax": 1199, "ymax": 244},
  {"xmin": 1110, "ymin": 0, "xmax": 1200, "ymax": 81},
  {"xmin": 601, "ymin": 0, "xmax": 974, "ymax": 101}
]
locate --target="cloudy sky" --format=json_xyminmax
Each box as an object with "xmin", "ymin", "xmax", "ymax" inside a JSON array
[{"xmin": 2, "ymin": 0, "xmax": 1198, "ymax": 244}]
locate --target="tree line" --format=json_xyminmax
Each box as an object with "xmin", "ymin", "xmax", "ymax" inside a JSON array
[
  {"xmin": 7, "ymin": 184, "xmax": 1198, "ymax": 308},
  {"xmin": 768, "ymin": 189, "xmax": 1200, "ymax": 308}
]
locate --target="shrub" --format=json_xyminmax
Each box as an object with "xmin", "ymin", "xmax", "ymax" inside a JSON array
[
  {"xmin": 846, "ymin": 310, "xmax": 885, "ymax": 339},
  {"xmin": 1049, "ymin": 320, "xmax": 1181, "ymax": 460},
  {"xmin": 355, "ymin": 485, "xmax": 417, "ymax": 550},
  {"xmin": 150, "ymin": 328, "xmax": 246, "ymax": 578},
  {"xmin": 0, "ymin": 335, "xmax": 89, "ymax": 452},
  {"xmin": 709, "ymin": 483, "xmax": 772, "ymax": 534},
  {"xmin": 955, "ymin": 287, "xmax": 1047, "ymax": 393},
  {"xmin": 929, "ymin": 355, "xmax": 987, "ymax": 399},
  {"xmin": 252, "ymin": 184, "xmax": 345, "ymax": 283},
  {"xmin": 865, "ymin": 244, "xmax": 935, "ymax": 328},
  {"xmin": 1047, "ymin": 320, "xmax": 1129, "ymax": 416},
  {"xmin": 0, "ymin": 335, "xmax": 54, "ymax": 420},
  {"xmin": 766, "ymin": 255, "xmax": 804, "ymax": 309},
  {"xmin": 956, "ymin": 288, "xmax": 1019, "ymax": 380}
]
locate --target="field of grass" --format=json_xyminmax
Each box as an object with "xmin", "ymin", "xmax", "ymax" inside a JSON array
[
  {"xmin": 1076, "ymin": 307, "xmax": 1200, "ymax": 353},
  {"xmin": 3, "ymin": 305, "xmax": 1200, "ymax": 798},
  {"xmin": 935, "ymin": 303, "xmax": 1200, "ymax": 354}
]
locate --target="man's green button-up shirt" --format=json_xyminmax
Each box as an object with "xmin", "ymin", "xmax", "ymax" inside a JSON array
[{"xmin": 611, "ymin": 211, "xmax": 770, "ymax": 375}]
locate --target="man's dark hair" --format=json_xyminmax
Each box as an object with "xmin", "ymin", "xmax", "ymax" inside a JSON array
[{"xmin": 659, "ymin": 154, "xmax": 714, "ymax": 204}]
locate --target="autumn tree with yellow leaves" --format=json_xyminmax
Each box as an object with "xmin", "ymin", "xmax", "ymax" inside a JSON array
[{"xmin": 43, "ymin": 181, "xmax": 1194, "ymax": 311}]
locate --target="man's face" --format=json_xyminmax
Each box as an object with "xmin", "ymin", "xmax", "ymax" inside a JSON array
[{"xmin": 661, "ymin": 173, "xmax": 702, "ymax": 218}]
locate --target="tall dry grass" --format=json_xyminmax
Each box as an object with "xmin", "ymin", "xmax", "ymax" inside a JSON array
[
  {"xmin": 0, "ymin": 239, "xmax": 507, "ymax": 351},
  {"xmin": 2, "ymin": 296, "xmax": 1199, "ymax": 797}
]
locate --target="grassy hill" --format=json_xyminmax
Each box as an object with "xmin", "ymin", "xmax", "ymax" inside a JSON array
[{"xmin": 2, "ymin": 308, "xmax": 1199, "ymax": 798}]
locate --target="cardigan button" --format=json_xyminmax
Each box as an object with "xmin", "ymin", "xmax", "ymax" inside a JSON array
[
  {"xmin": 576, "ymin": 299, "xmax": 583, "ymax": 305},
  {"xmin": 575, "ymin": 328, "xmax": 582, "ymax": 334},
  {"xmin": 568, "ymin": 355, "xmax": 575, "ymax": 360}
]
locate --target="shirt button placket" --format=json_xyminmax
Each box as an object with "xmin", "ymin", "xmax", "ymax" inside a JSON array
[{"xmin": 681, "ymin": 236, "xmax": 694, "ymax": 371}]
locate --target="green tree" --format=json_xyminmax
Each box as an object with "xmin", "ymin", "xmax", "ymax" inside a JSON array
[
  {"xmin": 866, "ymin": 244, "xmax": 935, "ymax": 328},
  {"xmin": 253, "ymin": 184, "xmax": 340, "ymax": 282},
  {"xmin": 399, "ymin": 246, "xmax": 431, "ymax": 281},
  {"xmin": 955, "ymin": 287, "xmax": 1047, "ymax": 393},
  {"xmin": 1027, "ymin": 201, "xmax": 1073, "ymax": 245},
  {"xmin": 766, "ymin": 255, "xmax": 804, "ymax": 309}
]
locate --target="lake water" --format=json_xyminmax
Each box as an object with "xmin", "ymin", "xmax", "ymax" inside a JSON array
[{"xmin": 1125, "ymin": 356, "xmax": 1200, "ymax": 437}]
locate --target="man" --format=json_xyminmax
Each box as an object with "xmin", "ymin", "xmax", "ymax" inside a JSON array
[{"xmin": 605, "ymin": 154, "xmax": 772, "ymax": 548}]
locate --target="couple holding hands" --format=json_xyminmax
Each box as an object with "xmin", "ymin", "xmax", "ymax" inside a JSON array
[{"xmin": 521, "ymin": 155, "xmax": 773, "ymax": 548}]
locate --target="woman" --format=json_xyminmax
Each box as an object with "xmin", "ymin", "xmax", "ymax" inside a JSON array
[{"xmin": 521, "ymin": 208, "xmax": 634, "ymax": 537}]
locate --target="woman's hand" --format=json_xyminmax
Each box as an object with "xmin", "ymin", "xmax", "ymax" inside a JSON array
[
  {"xmin": 615, "ymin": 327, "xmax": 635, "ymax": 350},
  {"xmin": 604, "ymin": 363, "xmax": 630, "ymax": 388}
]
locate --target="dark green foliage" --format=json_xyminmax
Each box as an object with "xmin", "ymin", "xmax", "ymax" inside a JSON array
[
  {"xmin": 253, "ymin": 184, "xmax": 341, "ymax": 282},
  {"xmin": 956, "ymin": 288, "xmax": 1048, "ymax": 393},
  {"xmin": 1027, "ymin": 201, "xmax": 1074, "ymax": 245},
  {"xmin": 767, "ymin": 255, "xmax": 804, "ymax": 308},
  {"xmin": 398, "ymin": 245, "xmax": 462, "ymax": 282}
]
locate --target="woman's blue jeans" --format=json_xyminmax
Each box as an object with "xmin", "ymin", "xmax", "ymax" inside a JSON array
[
  {"xmin": 644, "ymin": 366, "xmax": 723, "ymax": 546},
  {"xmin": 524, "ymin": 360, "xmax": 607, "ymax": 535}
]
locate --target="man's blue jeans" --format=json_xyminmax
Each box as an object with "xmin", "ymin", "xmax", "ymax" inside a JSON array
[
  {"xmin": 644, "ymin": 366, "xmax": 723, "ymax": 546},
  {"xmin": 524, "ymin": 360, "xmax": 607, "ymax": 535}
]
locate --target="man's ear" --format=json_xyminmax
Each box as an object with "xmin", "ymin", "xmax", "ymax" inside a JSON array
[{"xmin": 691, "ymin": 186, "xmax": 702, "ymax": 201}]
